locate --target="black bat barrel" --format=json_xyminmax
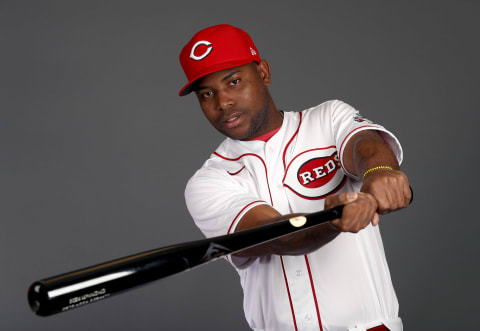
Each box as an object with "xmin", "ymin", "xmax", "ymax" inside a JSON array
[
  {"xmin": 28, "ymin": 241, "xmax": 211, "ymax": 316},
  {"xmin": 28, "ymin": 205, "xmax": 343, "ymax": 316}
]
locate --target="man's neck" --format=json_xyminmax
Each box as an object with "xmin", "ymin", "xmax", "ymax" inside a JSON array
[{"xmin": 250, "ymin": 110, "xmax": 284, "ymax": 142}]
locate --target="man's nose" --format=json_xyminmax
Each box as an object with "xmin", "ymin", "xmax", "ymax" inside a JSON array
[{"xmin": 217, "ymin": 91, "xmax": 234, "ymax": 111}]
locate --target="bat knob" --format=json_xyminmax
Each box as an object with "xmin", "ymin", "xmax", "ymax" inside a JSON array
[{"xmin": 28, "ymin": 282, "xmax": 47, "ymax": 316}]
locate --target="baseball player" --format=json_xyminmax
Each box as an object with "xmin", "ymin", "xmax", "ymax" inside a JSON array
[{"xmin": 179, "ymin": 24, "xmax": 411, "ymax": 331}]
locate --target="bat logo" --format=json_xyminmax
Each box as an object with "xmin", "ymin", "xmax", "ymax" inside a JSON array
[{"xmin": 200, "ymin": 243, "xmax": 232, "ymax": 263}]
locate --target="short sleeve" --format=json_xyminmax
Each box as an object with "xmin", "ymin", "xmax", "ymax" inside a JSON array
[
  {"xmin": 185, "ymin": 167, "xmax": 269, "ymax": 269},
  {"xmin": 185, "ymin": 167, "xmax": 268, "ymax": 238},
  {"xmin": 330, "ymin": 100, "xmax": 404, "ymax": 180}
]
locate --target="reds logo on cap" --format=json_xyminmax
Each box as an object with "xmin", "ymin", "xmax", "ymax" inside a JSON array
[
  {"xmin": 179, "ymin": 24, "xmax": 261, "ymax": 96},
  {"xmin": 283, "ymin": 147, "xmax": 346, "ymax": 199},
  {"xmin": 189, "ymin": 41, "xmax": 213, "ymax": 61}
]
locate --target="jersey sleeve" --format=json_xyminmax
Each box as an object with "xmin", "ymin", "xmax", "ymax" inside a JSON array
[
  {"xmin": 329, "ymin": 100, "xmax": 404, "ymax": 180},
  {"xmin": 185, "ymin": 166, "xmax": 269, "ymax": 268},
  {"xmin": 185, "ymin": 167, "xmax": 268, "ymax": 238}
]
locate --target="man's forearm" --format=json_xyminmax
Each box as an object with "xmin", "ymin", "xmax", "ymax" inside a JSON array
[
  {"xmin": 234, "ymin": 219, "xmax": 340, "ymax": 257},
  {"xmin": 345, "ymin": 130, "xmax": 411, "ymax": 214},
  {"xmin": 344, "ymin": 130, "xmax": 399, "ymax": 177},
  {"xmin": 233, "ymin": 193, "xmax": 376, "ymax": 258}
]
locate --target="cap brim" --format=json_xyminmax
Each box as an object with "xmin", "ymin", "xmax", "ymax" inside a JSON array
[{"xmin": 179, "ymin": 82, "xmax": 194, "ymax": 96}]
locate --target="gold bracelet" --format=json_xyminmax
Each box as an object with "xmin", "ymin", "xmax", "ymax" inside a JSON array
[{"xmin": 362, "ymin": 166, "xmax": 394, "ymax": 182}]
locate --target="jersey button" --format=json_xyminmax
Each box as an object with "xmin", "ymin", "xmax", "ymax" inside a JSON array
[
  {"xmin": 305, "ymin": 314, "xmax": 312, "ymax": 321},
  {"xmin": 277, "ymin": 184, "xmax": 284, "ymax": 190},
  {"xmin": 296, "ymin": 270, "xmax": 302, "ymax": 277}
]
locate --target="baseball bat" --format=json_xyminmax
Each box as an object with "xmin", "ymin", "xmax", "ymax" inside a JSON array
[{"xmin": 28, "ymin": 205, "xmax": 344, "ymax": 317}]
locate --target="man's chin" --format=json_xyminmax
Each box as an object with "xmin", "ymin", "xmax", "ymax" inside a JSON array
[{"xmin": 219, "ymin": 128, "xmax": 252, "ymax": 141}]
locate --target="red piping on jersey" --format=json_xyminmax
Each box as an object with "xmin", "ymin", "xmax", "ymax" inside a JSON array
[
  {"xmin": 338, "ymin": 125, "xmax": 379, "ymax": 174},
  {"xmin": 226, "ymin": 200, "xmax": 266, "ymax": 235},
  {"xmin": 214, "ymin": 152, "xmax": 274, "ymax": 206},
  {"xmin": 282, "ymin": 112, "xmax": 303, "ymax": 171},
  {"xmin": 227, "ymin": 166, "xmax": 246, "ymax": 176},
  {"xmin": 304, "ymin": 255, "xmax": 324, "ymax": 331},
  {"xmin": 280, "ymin": 256, "xmax": 299, "ymax": 331}
]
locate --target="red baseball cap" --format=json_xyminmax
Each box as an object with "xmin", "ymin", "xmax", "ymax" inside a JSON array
[{"xmin": 178, "ymin": 24, "xmax": 261, "ymax": 96}]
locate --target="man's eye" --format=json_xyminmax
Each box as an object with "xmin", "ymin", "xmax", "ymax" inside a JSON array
[
  {"xmin": 230, "ymin": 79, "xmax": 240, "ymax": 86},
  {"xmin": 202, "ymin": 91, "xmax": 213, "ymax": 98}
]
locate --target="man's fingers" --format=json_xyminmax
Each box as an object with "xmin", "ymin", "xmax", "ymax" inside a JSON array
[
  {"xmin": 406, "ymin": 185, "xmax": 413, "ymax": 205},
  {"xmin": 324, "ymin": 192, "xmax": 358, "ymax": 209},
  {"xmin": 362, "ymin": 170, "xmax": 412, "ymax": 214},
  {"xmin": 330, "ymin": 192, "xmax": 378, "ymax": 233}
]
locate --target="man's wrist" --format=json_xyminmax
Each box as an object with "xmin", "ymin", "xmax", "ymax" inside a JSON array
[{"xmin": 362, "ymin": 166, "xmax": 394, "ymax": 182}]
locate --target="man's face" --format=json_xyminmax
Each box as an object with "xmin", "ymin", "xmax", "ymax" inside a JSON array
[{"xmin": 194, "ymin": 60, "xmax": 277, "ymax": 140}]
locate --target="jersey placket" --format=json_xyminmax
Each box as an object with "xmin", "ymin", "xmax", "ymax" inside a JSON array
[{"xmin": 265, "ymin": 136, "xmax": 323, "ymax": 331}]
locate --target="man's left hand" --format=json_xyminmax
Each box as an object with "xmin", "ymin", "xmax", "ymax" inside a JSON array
[{"xmin": 360, "ymin": 169, "xmax": 411, "ymax": 216}]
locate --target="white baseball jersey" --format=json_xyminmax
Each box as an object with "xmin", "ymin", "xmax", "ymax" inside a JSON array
[{"xmin": 185, "ymin": 100, "xmax": 404, "ymax": 331}]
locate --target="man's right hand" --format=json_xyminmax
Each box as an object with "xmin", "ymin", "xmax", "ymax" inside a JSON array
[{"xmin": 325, "ymin": 192, "xmax": 379, "ymax": 233}]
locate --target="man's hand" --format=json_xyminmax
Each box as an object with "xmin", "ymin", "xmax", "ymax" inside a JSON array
[
  {"xmin": 361, "ymin": 169, "xmax": 411, "ymax": 215},
  {"xmin": 325, "ymin": 192, "xmax": 379, "ymax": 232},
  {"xmin": 343, "ymin": 129, "xmax": 412, "ymax": 218}
]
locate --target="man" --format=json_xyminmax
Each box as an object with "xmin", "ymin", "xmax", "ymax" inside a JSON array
[{"xmin": 179, "ymin": 24, "xmax": 411, "ymax": 331}]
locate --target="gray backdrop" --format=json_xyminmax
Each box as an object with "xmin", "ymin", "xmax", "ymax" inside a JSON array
[{"xmin": 1, "ymin": 1, "xmax": 478, "ymax": 330}]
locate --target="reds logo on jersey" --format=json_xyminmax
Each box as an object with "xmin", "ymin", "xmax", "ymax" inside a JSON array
[{"xmin": 283, "ymin": 147, "xmax": 346, "ymax": 199}]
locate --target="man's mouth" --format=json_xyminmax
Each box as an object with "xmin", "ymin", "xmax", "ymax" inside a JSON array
[{"xmin": 223, "ymin": 113, "xmax": 243, "ymax": 129}]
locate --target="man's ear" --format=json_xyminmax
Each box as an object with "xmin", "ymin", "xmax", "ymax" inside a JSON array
[{"xmin": 256, "ymin": 59, "xmax": 272, "ymax": 86}]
